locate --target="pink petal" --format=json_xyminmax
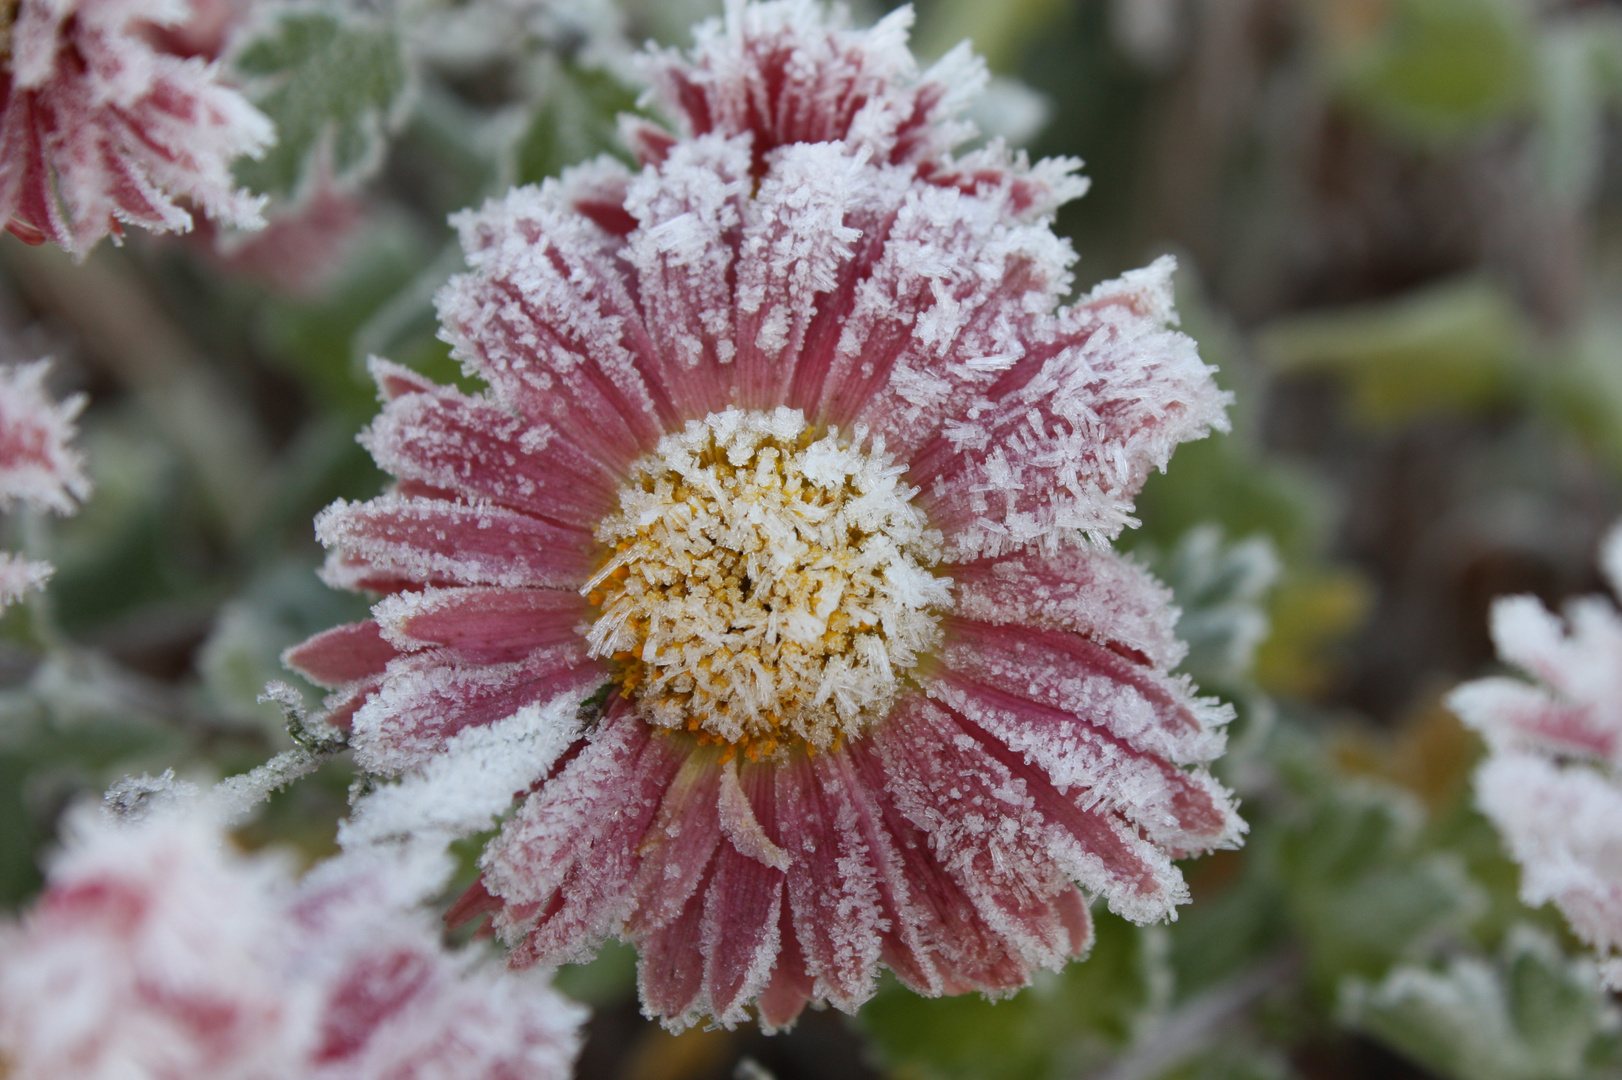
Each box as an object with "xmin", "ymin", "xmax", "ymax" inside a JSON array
[
  {"xmin": 283, "ymin": 620, "xmax": 398, "ymax": 689},
  {"xmin": 361, "ymin": 384, "xmax": 617, "ymax": 530},
  {"xmin": 637, "ymin": 861, "xmax": 714, "ymax": 1024},
  {"xmin": 876, "ymin": 694, "xmax": 1179, "ymax": 940},
  {"xmin": 442, "ymin": 186, "xmax": 671, "ymax": 461},
  {"xmin": 934, "ymin": 671, "xmax": 1240, "ymax": 854},
  {"xmin": 627, "ymin": 752, "xmax": 725, "ymax": 936},
  {"xmin": 942, "ymin": 617, "xmax": 1226, "ymax": 766},
  {"xmin": 756, "ymin": 902, "xmax": 815, "ymax": 1032},
  {"xmin": 618, "ymin": 135, "xmax": 751, "ymax": 420},
  {"xmin": 372, "ymin": 587, "xmax": 589, "ymax": 665},
  {"xmin": 910, "ymin": 259, "xmax": 1230, "ymax": 558},
  {"xmin": 316, "ymin": 494, "xmax": 596, "ymax": 591},
  {"xmin": 771, "ymin": 752, "xmax": 886, "ymax": 1010},
  {"xmin": 949, "ymin": 545, "xmax": 1186, "ymax": 672},
  {"xmin": 638, "ymin": 5, "xmax": 981, "ymax": 179},
  {"xmin": 700, "ymin": 835, "xmax": 786, "ymax": 1025},
  {"xmin": 843, "ymin": 736, "xmax": 1037, "ymax": 994},
  {"xmin": 487, "ymin": 706, "xmax": 680, "ymax": 966},
  {"xmin": 352, "ymin": 649, "xmax": 603, "ymax": 773}
]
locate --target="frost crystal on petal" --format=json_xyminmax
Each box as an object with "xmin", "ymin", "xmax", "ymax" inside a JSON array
[
  {"xmin": 290, "ymin": 0, "xmax": 1240, "ymax": 1032},
  {"xmin": 0, "ymin": 803, "xmax": 587, "ymax": 1080},
  {"xmin": 0, "ymin": 0, "xmax": 273, "ymax": 257},
  {"xmin": 1452, "ymin": 522, "xmax": 1622, "ymax": 986}
]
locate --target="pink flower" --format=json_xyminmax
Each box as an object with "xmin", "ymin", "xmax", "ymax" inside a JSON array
[
  {"xmin": 0, "ymin": 0, "xmax": 272, "ymax": 258},
  {"xmin": 0, "ymin": 358, "xmax": 88, "ymax": 607},
  {"xmin": 0, "ymin": 804, "xmax": 586, "ymax": 1080},
  {"xmin": 286, "ymin": 0, "xmax": 1242, "ymax": 1031},
  {"xmin": 1451, "ymin": 523, "xmax": 1622, "ymax": 987}
]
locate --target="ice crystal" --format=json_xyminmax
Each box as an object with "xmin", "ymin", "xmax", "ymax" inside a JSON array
[
  {"xmin": 0, "ymin": 802, "xmax": 587, "ymax": 1080},
  {"xmin": 0, "ymin": 0, "xmax": 272, "ymax": 257},
  {"xmin": 290, "ymin": 0, "xmax": 1241, "ymax": 1031},
  {"xmin": 1450, "ymin": 523, "xmax": 1622, "ymax": 987}
]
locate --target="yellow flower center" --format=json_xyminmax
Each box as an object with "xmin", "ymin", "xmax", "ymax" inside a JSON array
[{"xmin": 583, "ymin": 407, "xmax": 949, "ymax": 759}]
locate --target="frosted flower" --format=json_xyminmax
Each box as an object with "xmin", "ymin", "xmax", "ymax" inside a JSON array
[
  {"xmin": 288, "ymin": 0, "xmax": 1242, "ymax": 1031},
  {"xmin": 1451, "ymin": 522, "xmax": 1622, "ymax": 986},
  {"xmin": 0, "ymin": 0, "xmax": 273, "ymax": 258},
  {"xmin": 0, "ymin": 358, "xmax": 88, "ymax": 607},
  {"xmin": 0, "ymin": 804, "xmax": 587, "ymax": 1080}
]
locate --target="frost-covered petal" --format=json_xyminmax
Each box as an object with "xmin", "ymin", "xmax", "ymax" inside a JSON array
[
  {"xmin": 942, "ymin": 616, "xmax": 1230, "ymax": 766},
  {"xmin": 360, "ymin": 380, "xmax": 619, "ymax": 531},
  {"xmin": 351, "ymin": 646, "xmax": 603, "ymax": 773},
  {"xmin": 0, "ymin": 552, "xmax": 53, "ymax": 608},
  {"xmin": 637, "ymin": 1, "xmax": 983, "ymax": 176},
  {"xmin": 484, "ymin": 703, "xmax": 682, "ymax": 966},
  {"xmin": 315, "ymin": 495, "xmax": 595, "ymax": 591},
  {"xmin": 1475, "ymin": 752, "xmax": 1622, "ymax": 987},
  {"xmin": 283, "ymin": 619, "xmax": 398, "ymax": 689},
  {"xmin": 913, "ymin": 258, "xmax": 1231, "ymax": 558}
]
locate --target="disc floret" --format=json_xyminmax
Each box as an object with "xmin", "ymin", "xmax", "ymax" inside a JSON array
[{"xmin": 584, "ymin": 407, "xmax": 950, "ymax": 757}]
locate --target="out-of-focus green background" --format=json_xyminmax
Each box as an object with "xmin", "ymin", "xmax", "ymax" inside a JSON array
[{"xmin": 4, "ymin": 1, "xmax": 1622, "ymax": 1078}]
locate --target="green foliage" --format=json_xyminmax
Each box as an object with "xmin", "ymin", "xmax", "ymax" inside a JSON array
[
  {"xmin": 1333, "ymin": 0, "xmax": 1535, "ymax": 139},
  {"xmin": 1341, "ymin": 927, "xmax": 1622, "ymax": 1080},
  {"xmin": 1256, "ymin": 277, "xmax": 1530, "ymax": 425},
  {"xmin": 1273, "ymin": 773, "xmax": 1483, "ymax": 993},
  {"xmin": 511, "ymin": 58, "xmax": 639, "ymax": 188},
  {"xmin": 860, "ymin": 911, "xmax": 1168, "ymax": 1080},
  {"xmin": 232, "ymin": 8, "xmax": 412, "ymax": 199}
]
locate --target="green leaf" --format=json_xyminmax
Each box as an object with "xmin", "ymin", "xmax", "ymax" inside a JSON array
[
  {"xmin": 1340, "ymin": 926, "xmax": 1621, "ymax": 1080},
  {"xmin": 1257, "ymin": 277, "xmax": 1530, "ymax": 425},
  {"xmin": 231, "ymin": 8, "xmax": 412, "ymax": 198},
  {"xmin": 1274, "ymin": 780, "xmax": 1483, "ymax": 992},
  {"xmin": 1143, "ymin": 526, "xmax": 1280, "ymax": 690},
  {"xmin": 1333, "ymin": 0, "xmax": 1535, "ymax": 140},
  {"xmin": 511, "ymin": 57, "xmax": 639, "ymax": 187},
  {"xmin": 860, "ymin": 911, "xmax": 1168, "ymax": 1080}
]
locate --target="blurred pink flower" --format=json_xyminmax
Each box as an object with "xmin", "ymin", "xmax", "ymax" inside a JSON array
[
  {"xmin": 1451, "ymin": 523, "xmax": 1622, "ymax": 987},
  {"xmin": 0, "ymin": 804, "xmax": 586, "ymax": 1080},
  {"xmin": 0, "ymin": 358, "xmax": 87, "ymax": 607},
  {"xmin": 0, "ymin": 0, "xmax": 272, "ymax": 258},
  {"xmin": 287, "ymin": 0, "xmax": 1241, "ymax": 1031}
]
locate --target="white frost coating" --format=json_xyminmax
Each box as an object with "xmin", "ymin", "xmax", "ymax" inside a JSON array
[
  {"xmin": 212, "ymin": 748, "xmax": 324, "ymax": 824},
  {"xmin": 586, "ymin": 406, "xmax": 951, "ymax": 752},
  {"xmin": 342, "ymin": 695, "xmax": 583, "ymax": 851}
]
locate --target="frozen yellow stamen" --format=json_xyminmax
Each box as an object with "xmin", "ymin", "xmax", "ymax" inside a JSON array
[{"xmin": 583, "ymin": 407, "xmax": 950, "ymax": 756}]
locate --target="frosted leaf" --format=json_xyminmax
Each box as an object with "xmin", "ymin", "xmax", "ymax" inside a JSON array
[
  {"xmin": 342, "ymin": 693, "xmax": 585, "ymax": 852},
  {"xmin": 0, "ymin": 802, "xmax": 586, "ymax": 1080},
  {"xmin": 0, "ymin": 0, "xmax": 272, "ymax": 257}
]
